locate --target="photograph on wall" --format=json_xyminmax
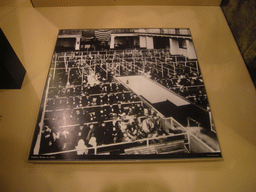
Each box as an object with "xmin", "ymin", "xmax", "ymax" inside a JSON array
[{"xmin": 28, "ymin": 28, "xmax": 222, "ymax": 162}]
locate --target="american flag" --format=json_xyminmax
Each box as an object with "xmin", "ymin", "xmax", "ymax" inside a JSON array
[{"xmin": 94, "ymin": 29, "xmax": 112, "ymax": 42}]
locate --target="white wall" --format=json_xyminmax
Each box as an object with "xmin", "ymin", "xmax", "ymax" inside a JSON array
[
  {"xmin": 186, "ymin": 39, "xmax": 197, "ymax": 59},
  {"xmin": 170, "ymin": 38, "xmax": 187, "ymax": 56},
  {"xmin": 146, "ymin": 36, "xmax": 154, "ymax": 49},
  {"xmin": 170, "ymin": 38, "xmax": 197, "ymax": 59},
  {"xmin": 140, "ymin": 36, "xmax": 147, "ymax": 48},
  {"xmin": 170, "ymin": 38, "xmax": 179, "ymax": 55}
]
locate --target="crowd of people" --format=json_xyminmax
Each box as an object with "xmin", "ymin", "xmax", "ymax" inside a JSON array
[
  {"xmin": 39, "ymin": 49, "xmax": 205, "ymax": 155},
  {"xmin": 41, "ymin": 109, "xmax": 176, "ymax": 155}
]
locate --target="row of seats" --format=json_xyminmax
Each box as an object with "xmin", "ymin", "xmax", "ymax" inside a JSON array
[
  {"xmin": 45, "ymin": 101, "xmax": 145, "ymax": 125},
  {"xmin": 48, "ymin": 82, "xmax": 127, "ymax": 98}
]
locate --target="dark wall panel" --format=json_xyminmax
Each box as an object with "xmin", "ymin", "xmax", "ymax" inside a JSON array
[
  {"xmin": 0, "ymin": 28, "xmax": 26, "ymax": 89},
  {"xmin": 221, "ymin": 0, "xmax": 256, "ymax": 87}
]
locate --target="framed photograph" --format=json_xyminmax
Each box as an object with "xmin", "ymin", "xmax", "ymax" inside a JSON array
[{"xmin": 28, "ymin": 28, "xmax": 222, "ymax": 162}]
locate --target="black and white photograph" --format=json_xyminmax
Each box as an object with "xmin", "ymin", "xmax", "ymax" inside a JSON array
[{"xmin": 28, "ymin": 28, "xmax": 222, "ymax": 162}]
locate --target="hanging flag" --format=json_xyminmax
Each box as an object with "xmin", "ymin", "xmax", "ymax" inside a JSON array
[{"xmin": 95, "ymin": 29, "xmax": 112, "ymax": 42}]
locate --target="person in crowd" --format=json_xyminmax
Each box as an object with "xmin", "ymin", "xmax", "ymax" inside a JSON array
[
  {"xmin": 115, "ymin": 104, "xmax": 125, "ymax": 116},
  {"xmin": 75, "ymin": 139, "xmax": 88, "ymax": 155},
  {"xmin": 74, "ymin": 109, "xmax": 83, "ymax": 123},
  {"xmin": 88, "ymin": 112, "xmax": 97, "ymax": 122},
  {"xmin": 127, "ymin": 105, "xmax": 135, "ymax": 116},
  {"xmin": 112, "ymin": 121, "xmax": 123, "ymax": 143},
  {"xmin": 94, "ymin": 121, "xmax": 106, "ymax": 146},
  {"xmin": 40, "ymin": 125, "xmax": 55, "ymax": 153},
  {"xmin": 108, "ymin": 93, "xmax": 116, "ymax": 105},
  {"xmin": 141, "ymin": 115, "xmax": 154, "ymax": 138},
  {"xmin": 76, "ymin": 124, "xmax": 90, "ymax": 141},
  {"xmin": 97, "ymin": 93, "xmax": 105, "ymax": 105},
  {"xmin": 85, "ymin": 83, "xmax": 92, "ymax": 94},
  {"xmin": 151, "ymin": 112, "xmax": 169, "ymax": 137},
  {"xmin": 135, "ymin": 103, "xmax": 144, "ymax": 116},
  {"xmin": 125, "ymin": 116, "xmax": 141, "ymax": 141},
  {"xmin": 104, "ymin": 122, "xmax": 114, "ymax": 144},
  {"xmin": 84, "ymin": 124, "xmax": 95, "ymax": 145}
]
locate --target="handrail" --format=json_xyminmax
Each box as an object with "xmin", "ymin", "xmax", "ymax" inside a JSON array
[
  {"xmin": 42, "ymin": 132, "xmax": 188, "ymax": 156},
  {"xmin": 188, "ymin": 132, "xmax": 216, "ymax": 153}
]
